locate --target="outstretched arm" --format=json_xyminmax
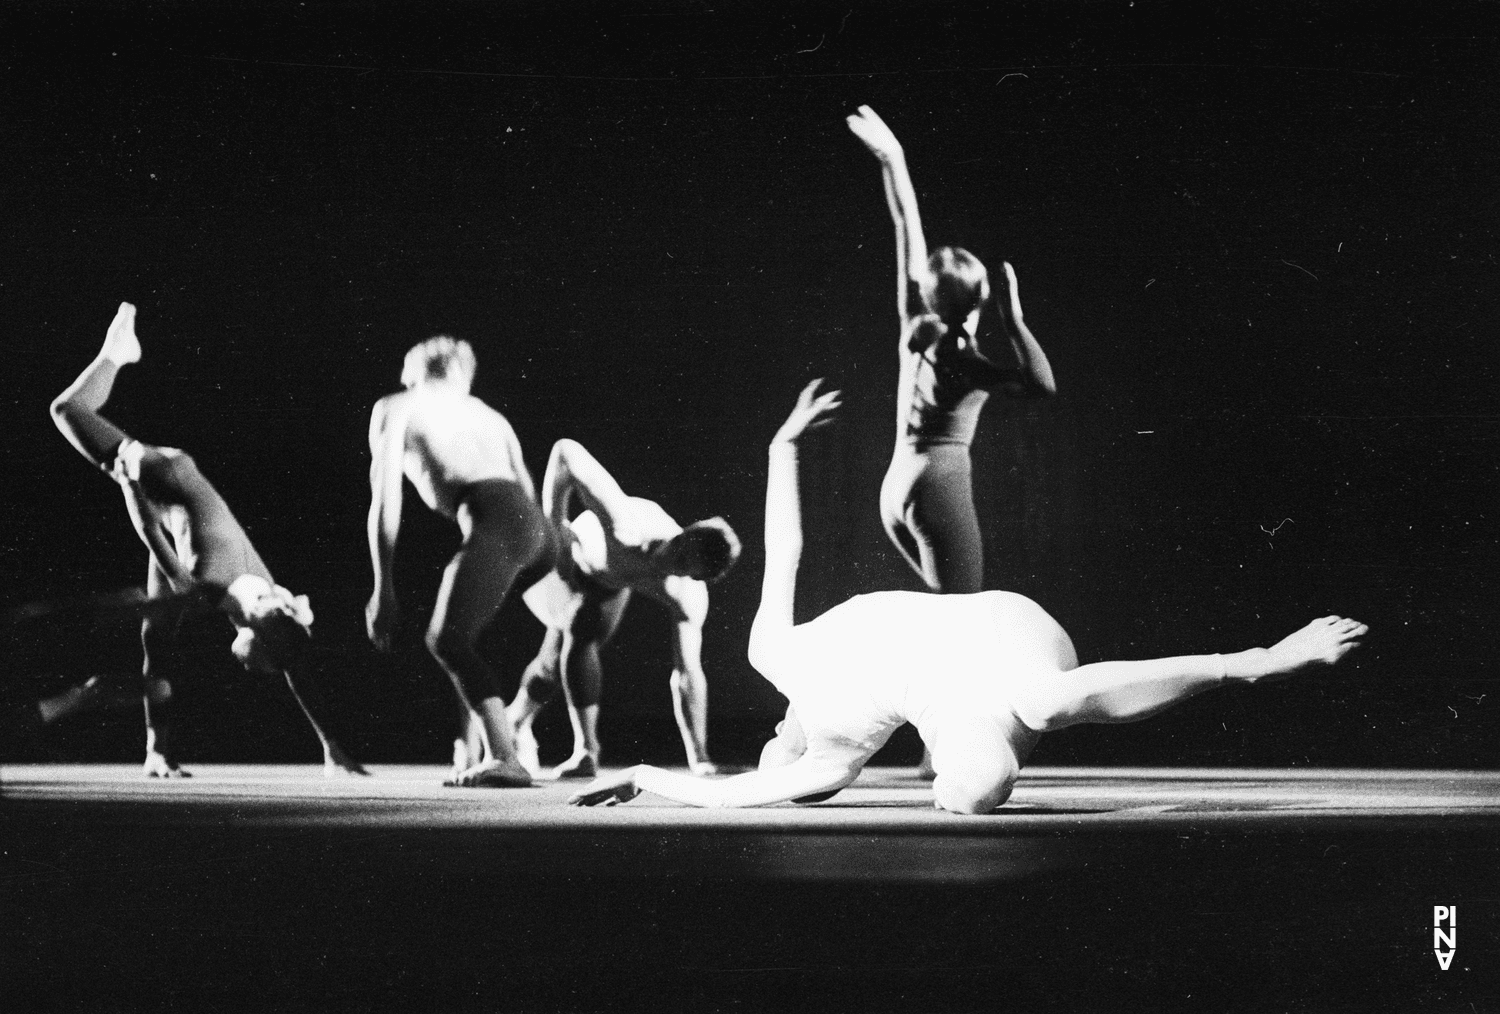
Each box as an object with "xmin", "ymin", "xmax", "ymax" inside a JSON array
[
  {"xmin": 543, "ymin": 439, "xmax": 632, "ymax": 532},
  {"xmin": 848, "ymin": 105, "xmax": 930, "ymax": 323},
  {"xmin": 281, "ymin": 662, "xmax": 368, "ymax": 776},
  {"xmin": 120, "ymin": 492, "xmax": 194, "ymax": 591},
  {"xmin": 365, "ymin": 400, "xmax": 406, "ymax": 649},
  {"xmin": 567, "ymin": 744, "xmax": 866, "ymax": 808},
  {"xmin": 748, "ymin": 381, "xmax": 842, "ymax": 655}
]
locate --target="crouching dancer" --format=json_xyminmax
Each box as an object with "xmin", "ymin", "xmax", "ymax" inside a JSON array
[
  {"xmin": 49, "ymin": 303, "xmax": 364, "ymax": 777},
  {"xmin": 570, "ymin": 381, "xmax": 1366, "ymax": 813},
  {"xmin": 507, "ymin": 438, "xmax": 741, "ymax": 778},
  {"xmin": 367, "ymin": 336, "xmax": 556, "ymax": 787}
]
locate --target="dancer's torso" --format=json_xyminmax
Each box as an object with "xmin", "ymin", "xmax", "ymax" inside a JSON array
[
  {"xmin": 895, "ymin": 316, "xmax": 1000, "ymax": 450},
  {"xmin": 118, "ymin": 441, "xmax": 273, "ymax": 590},
  {"xmin": 564, "ymin": 507, "xmax": 695, "ymax": 616},
  {"xmin": 762, "ymin": 590, "xmax": 1075, "ymax": 754},
  {"xmin": 395, "ymin": 390, "xmax": 531, "ymax": 519}
]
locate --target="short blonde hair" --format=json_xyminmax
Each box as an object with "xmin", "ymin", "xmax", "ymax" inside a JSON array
[
  {"xmin": 402, "ymin": 335, "xmax": 477, "ymax": 390},
  {"xmin": 921, "ymin": 246, "xmax": 991, "ymax": 324}
]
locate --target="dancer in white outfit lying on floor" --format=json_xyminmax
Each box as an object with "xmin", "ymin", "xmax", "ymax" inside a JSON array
[{"xmin": 570, "ymin": 381, "xmax": 1367, "ymax": 814}]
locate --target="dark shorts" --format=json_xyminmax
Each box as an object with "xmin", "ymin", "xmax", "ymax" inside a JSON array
[{"xmin": 454, "ymin": 478, "xmax": 559, "ymax": 583}]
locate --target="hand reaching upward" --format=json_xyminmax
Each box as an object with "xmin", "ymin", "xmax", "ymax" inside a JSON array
[
  {"xmin": 846, "ymin": 104, "xmax": 904, "ymax": 163},
  {"xmin": 772, "ymin": 379, "xmax": 842, "ymax": 447}
]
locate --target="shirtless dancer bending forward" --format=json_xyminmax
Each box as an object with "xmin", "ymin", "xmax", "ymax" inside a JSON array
[{"xmin": 367, "ymin": 336, "xmax": 556, "ymax": 787}]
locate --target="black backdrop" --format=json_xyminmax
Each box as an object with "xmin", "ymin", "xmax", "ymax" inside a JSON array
[{"xmin": 3, "ymin": 1, "xmax": 1495, "ymax": 769}]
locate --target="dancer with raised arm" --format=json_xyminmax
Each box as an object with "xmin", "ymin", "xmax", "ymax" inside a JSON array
[
  {"xmin": 848, "ymin": 104, "xmax": 1057, "ymax": 594},
  {"xmin": 47, "ymin": 302, "xmax": 364, "ymax": 778},
  {"xmin": 570, "ymin": 382, "xmax": 1366, "ymax": 813},
  {"xmin": 507, "ymin": 439, "xmax": 741, "ymax": 778},
  {"xmin": 367, "ymin": 336, "xmax": 556, "ymax": 787}
]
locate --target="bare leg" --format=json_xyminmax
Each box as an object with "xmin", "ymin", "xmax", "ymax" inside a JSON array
[
  {"xmin": 36, "ymin": 677, "xmax": 107, "ymax": 724},
  {"xmin": 51, "ymin": 303, "xmax": 141, "ymax": 467},
  {"xmin": 141, "ymin": 559, "xmax": 188, "ymax": 778},
  {"xmin": 553, "ymin": 591, "xmax": 629, "ymax": 779},
  {"xmin": 506, "ymin": 627, "xmax": 564, "ymax": 776},
  {"xmin": 552, "ymin": 636, "xmax": 604, "ymax": 779},
  {"xmin": 452, "ymin": 703, "xmax": 487, "ymax": 781},
  {"xmin": 1012, "ymin": 616, "xmax": 1368, "ymax": 734}
]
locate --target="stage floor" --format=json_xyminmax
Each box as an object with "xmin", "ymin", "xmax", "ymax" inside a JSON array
[{"xmin": 4, "ymin": 765, "xmax": 1496, "ymax": 1012}]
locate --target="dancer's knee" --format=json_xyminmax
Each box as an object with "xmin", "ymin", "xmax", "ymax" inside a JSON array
[{"xmin": 521, "ymin": 648, "xmax": 561, "ymax": 703}]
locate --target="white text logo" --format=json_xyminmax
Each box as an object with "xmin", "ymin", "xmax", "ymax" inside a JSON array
[{"xmin": 1433, "ymin": 906, "xmax": 1457, "ymax": 970}]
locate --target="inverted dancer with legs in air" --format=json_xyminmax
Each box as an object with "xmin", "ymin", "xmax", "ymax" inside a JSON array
[{"xmin": 48, "ymin": 302, "xmax": 364, "ymax": 777}]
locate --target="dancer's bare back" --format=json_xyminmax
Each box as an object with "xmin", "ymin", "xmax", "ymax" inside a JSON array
[
  {"xmin": 370, "ymin": 388, "xmax": 534, "ymax": 520},
  {"xmin": 569, "ymin": 502, "xmax": 684, "ymax": 591}
]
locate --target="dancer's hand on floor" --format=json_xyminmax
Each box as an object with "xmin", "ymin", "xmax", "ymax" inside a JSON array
[{"xmin": 567, "ymin": 767, "xmax": 643, "ymax": 807}]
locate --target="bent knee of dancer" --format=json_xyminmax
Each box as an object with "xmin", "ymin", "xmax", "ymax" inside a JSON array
[{"xmin": 933, "ymin": 768, "xmax": 1016, "ymax": 815}]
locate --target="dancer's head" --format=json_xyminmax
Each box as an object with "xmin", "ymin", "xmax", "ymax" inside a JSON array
[
  {"xmin": 649, "ymin": 517, "xmax": 742, "ymax": 584},
  {"xmin": 921, "ymin": 247, "xmax": 991, "ymax": 327},
  {"xmin": 225, "ymin": 575, "xmax": 315, "ymax": 674},
  {"xmin": 402, "ymin": 335, "xmax": 476, "ymax": 392}
]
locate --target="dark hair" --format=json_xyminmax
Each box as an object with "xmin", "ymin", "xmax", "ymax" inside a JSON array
[
  {"xmin": 673, "ymin": 517, "xmax": 743, "ymax": 584},
  {"xmin": 921, "ymin": 246, "xmax": 991, "ymax": 324}
]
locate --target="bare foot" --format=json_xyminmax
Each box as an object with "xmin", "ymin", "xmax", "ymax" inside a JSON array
[
  {"xmin": 323, "ymin": 743, "xmax": 370, "ymax": 777},
  {"xmin": 445, "ymin": 758, "xmax": 533, "ymax": 788},
  {"xmin": 1255, "ymin": 615, "xmax": 1368, "ymax": 683},
  {"xmin": 451, "ymin": 738, "xmax": 480, "ymax": 781},
  {"xmin": 514, "ymin": 723, "xmax": 541, "ymax": 777},
  {"xmin": 688, "ymin": 760, "xmax": 721, "ymax": 777},
  {"xmin": 552, "ymin": 752, "xmax": 599, "ymax": 780},
  {"xmin": 104, "ymin": 302, "xmax": 141, "ymax": 365},
  {"xmin": 143, "ymin": 751, "xmax": 189, "ymax": 778}
]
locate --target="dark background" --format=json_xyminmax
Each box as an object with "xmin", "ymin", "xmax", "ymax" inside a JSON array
[{"xmin": 2, "ymin": 0, "xmax": 1495, "ymax": 770}]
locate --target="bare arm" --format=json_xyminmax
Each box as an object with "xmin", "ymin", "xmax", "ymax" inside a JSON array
[
  {"xmin": 990, "ymin": 261, "xmax": 1057, "ymax": 399},
  {"xmin": 667, "ymin": 581, "xmax": 713, "ymax": 771},
  {"xmin": 279, "ymin": 661, "xmax": 367, "ymax": 775},
  {"xmin": 123, "ymin": 499, "xmax": 193, "ymax": 591},
  {"xmin": 365, "ymin": 399, "xmax": 406, "ymax": 648},
  {"xmin": 567, "ymin": 745, "xmax": 866, "ymax": 808},
  {"xmin": 543, "ymin": 439, "xmax": 632, "ymax": 531},
  {"xmin": 749, "ymin": 381, "xmax": 842, "ymax": 653},
  {"xmin": 848, "ymin": 105, "xmax": 930, "ymax": 323}
]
